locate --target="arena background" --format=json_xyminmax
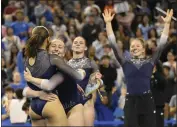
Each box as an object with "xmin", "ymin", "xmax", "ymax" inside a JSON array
[{"xmin": 1, "ymin": 0, "xmax": 177, "ymax": 126}]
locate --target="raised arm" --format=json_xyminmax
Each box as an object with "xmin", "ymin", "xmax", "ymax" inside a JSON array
[
  {"xmin": 102, "ymin": 9, "xmax": 125, "ymax": 65},
  {"xmin": 50, "ymin": 54, "xmax": 85, "ymax": 81},
  {"xmin": 152, "ymin": 9, "xmax": 173, "ymax": 63}
]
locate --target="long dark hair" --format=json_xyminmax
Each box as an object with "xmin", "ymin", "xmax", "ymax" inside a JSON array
[
  {"xmin": 25, "ymin": 26, "xmax": 49, "ymax": 58},
  {"xmin": 148, "ymin": 28, "xmax": 158, "ymax": 39}
]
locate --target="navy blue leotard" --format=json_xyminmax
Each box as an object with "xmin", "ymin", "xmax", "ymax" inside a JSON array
[
  {"xmin": 53, "ymin": 70, "xmax": 80, "ymax": 114},
  {"xmin": 25, "ymin": 49, "xmax": 81, "ymax": 116},
  {"xmin": 108, "ymin": 34, "xmax": 168, "ymax": 95},
  {"xmin": 68, "ymin": 57, "xmax": 98, "ymax": 104}
]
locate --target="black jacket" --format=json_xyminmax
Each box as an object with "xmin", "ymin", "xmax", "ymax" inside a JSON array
[{"xmin": 150, "ymin": 71, "xmax": 167, "ymax": 106}]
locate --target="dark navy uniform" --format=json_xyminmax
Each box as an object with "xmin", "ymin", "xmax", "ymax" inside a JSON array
[
  {"xmin": 25, "ymin": 49, "xmax": 81, "ymax": 116},
  {"xmin": 53, "ymin": 71, "xmax": 80, "ymax": 114},
  {"xmin": 108, "ymin": 34, "xmax": 168, "ymax": 127},
  {"xmin": 68, "ymin": 57, "xmax": 98, "ymax": 104}
]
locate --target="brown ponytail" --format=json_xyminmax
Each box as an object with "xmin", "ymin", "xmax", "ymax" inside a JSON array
[{"xmin": 25, "ymin": 26, "xmax": 49, "ymax": 58}]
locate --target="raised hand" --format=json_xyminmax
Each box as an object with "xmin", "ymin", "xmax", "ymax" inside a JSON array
[
  {"xmin": 161, "ymin": 9, "xmax": 173, "ymax": 24},
  {"xmin": 102, "ymin": 9, "xmax": 115, "ymax": 23}
]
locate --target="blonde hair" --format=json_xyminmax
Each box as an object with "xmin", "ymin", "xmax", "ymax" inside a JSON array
[{"xmin": 130, "ymin": 38, "xmax": 146, "ymax": 48}]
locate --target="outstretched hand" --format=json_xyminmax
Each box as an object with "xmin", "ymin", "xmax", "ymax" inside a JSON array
[
  {"xmin": 102, "ymin": 9, "xmax": 115, "ymax": 23},
  {"xmin": 161, "ymin": 9, "xmax": 173, "ymax": 24}
]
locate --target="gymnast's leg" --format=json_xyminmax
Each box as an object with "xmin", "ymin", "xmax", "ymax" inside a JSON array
[
  {"xmin": 83, "ymin": 92, "xmax": 97, "ymax": 126},
  {"xmin": 67, "ymin": 104, "xmax": 85, "ymax": 126},
  {"xmin": 42, "ymin": 97, "xmax": 68, "ymax": 126}
]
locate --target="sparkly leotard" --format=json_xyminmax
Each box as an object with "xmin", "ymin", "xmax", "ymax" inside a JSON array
[
  {"xmin": 68, "ymin": 57, "xmax": 98, "ymax": 104},
  {"xmin": 108, "ymin": 34, "xmax": 168, "ymax": 95}
]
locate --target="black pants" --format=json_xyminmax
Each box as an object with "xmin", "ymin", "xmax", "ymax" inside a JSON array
[
  {"xmin": 124, "ymin": 92, "xmax": 156, "ymax": 127},
  {"xmin": 155, "ymin": 106, "xmax": 164, "ymax": 127}
]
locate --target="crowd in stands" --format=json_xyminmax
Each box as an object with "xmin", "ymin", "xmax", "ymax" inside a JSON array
[{"xmin": 1, "ymin": 0, "xmax": 177, "ymax": 126}]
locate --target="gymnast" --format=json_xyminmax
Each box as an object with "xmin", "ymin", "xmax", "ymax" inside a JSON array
[
  {"xmin": 102, "ymin": 9, "xmax": 173, "ymax": 127},
  {"xmin": 68, "ymin": 36, "xmax": 104, "ymax": 126},
  {"xmin": 24, "ymin": 26, "xmax": 84, "ymax": 126},
  {"xmin": 23, "ymin": 38, "xmax": 102, "ymax": 126}
]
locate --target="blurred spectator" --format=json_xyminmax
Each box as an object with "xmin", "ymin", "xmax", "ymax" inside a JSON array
[
  {"xmin": 116, "ymin": 5, "xmax": 135, "ymax": 30},
  {"xmin": 6, "ymin": 44, "xmax": 19, "ymax": 81},
  {"xmin": 4, "ymin": 15, "xmax": 13, "ymax": 27},
  {"xmin": 22, "ymin": 99, "xmax": 30, "ymax": 116},
  {"xmin": 117, "ymin": 40, "xmax": 131, "ymax": 59},
  {"xmin": 16, "ymin": 47, "xmax": 26, "ymax": 85},
  {"xmin": 51, "ymin": 16, "xmax": 67, "ymax": 38},
  {"xmin": 140, "ymin": 0, "xmax": 151, "ymax": 15},
  {"xmin": 91, "ymin": 5, "xmax": 104, "ymax": 31},
  {"xmin": 2, "ymin": 27, "xmax": 21, "ymax": 64},
  {"xmin": 163, "ymin": 65, "xmax": 177, "ymax": 119},
  {"xmin": 131, "ymin": 14, "xmax": 142, "ymax": 34},
  {"xmin": 169, "ymin": 20, "xmax": 177, "ymax": 35},
  {"xmin": 2, "ymin": 25, "xmax": 7, "ymax": 37},
  {"xmin": 69, "ymin": 1, "xmax": 84, "ymax": 26},
  {"xmin": 11, "ymin": 10, "xmax": 29, "ymax": 41},
  {"xmin": 155, "ymin": 16, "xmax": 164, "ymax": 37},
  {"xmin": 38, "ymin": 16, "xmax": 52, "ymax": 28},
  {"xmin": 22, "ymin": 99, "xmax": 31, "ymax": 123},
  {"xmin": 104, "ymin": 0, "xmax": 114, "ymax": 11},
  {"xmin": 9, "ymin": 71, "xmax": 26, "ymax": 90},
  {"xmin": 146, "ymin": 40, "xmax": 158, "ymax": 57},
  {"xmin": 3, "ymin": 0, "xmax": 17, "ymax": 15},
  {"xmin": 94, "ymin": 87, "xmax": 114, "ymax": 121},
  {"xmin": 67, "ymin": 24, "xmax": 79, "ymax": 41},
  {"xmin": 24, "ymin": 16, "xmax": 35, "ymax": 28},
  {"xmin": 100, "ymin": 55, "xmax": 117, "ymax": 96},
  {"xmin": 147, "ymin": 28, "xmax": 159, "ymax": 44},
  {"xmin": 161, "ymin": 33, "xmax": 177, "ymax": 62},
  {"xmin": 116, "ymin": 24, "xmax": 126, "ymax": 42},
  {"xmin": 92, "ymin": 32, "xmax": 108, "ymax": 60},
  {"xmin": 34, "ymin": 0, "xmax": 53, "ymax": 24},
  {"xmin": 150, "ymin": 61, "xmax": 167, "ymax": 127},
  {"xmin": 169, "ymin": 95, "xmax": 177, "ymax": 119},
  {"xmin": 163, "ymin": 51, "xmax": 176, "ymax": 79},
  {"xmin": 82, "ymin": 14, "xmax": 101, "ymax": 47},
  {"xmin": 138, "ymin": 14, "xmax": 153, "ymax": 40},
  {"xmin": 88, "ymin": 46, "xmax": 99, "ymax": 63},
  {"xmin": 1, "ymin": 57, "xmax": 8, "ymax": 88},
  {"xmin": 103, "ymin": 44, "xmax": 117, "ymax": 61},
  {"xmin": 163, "ymin": 65, "xmax": 176, "ymax": 104},
  {"xmin": 2, "ymin": 87, "xmax": 15, "ymax": 117},
  {"xmin": 9, "ymin": 89, "xmax": 27, "ymax": 124},
  {"xmin": 84, "ymin": 0, "xmax": 95, "ymax": 16},
  {"xmin": 135, "ymin": 27, "xmax": 143, "ymax": 38}
]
